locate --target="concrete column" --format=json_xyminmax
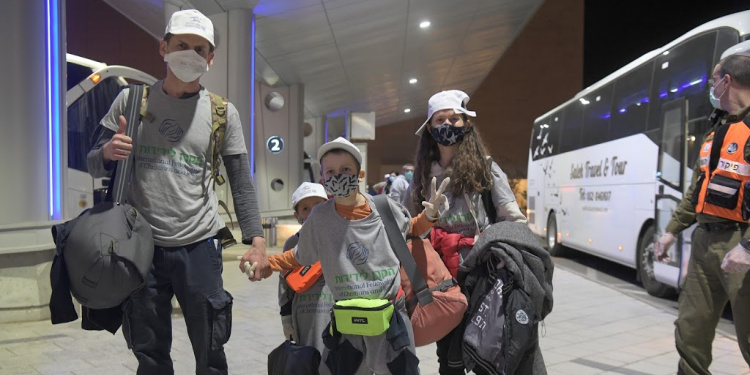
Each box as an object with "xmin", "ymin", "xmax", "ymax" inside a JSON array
[
  {"xmin": 0, "ymin": 0, "xmax": 66, "ymax": 322},
  {"xmin": 226, "ymin": 9, "xmax": 253, "ymax": 156},
  {"xmin": 0, "ymin": 0, "xmax": 64, "ymax": 224},
  {"xmin": 254, "ymin": 82, "xmax": 304, "ymax": 215}
]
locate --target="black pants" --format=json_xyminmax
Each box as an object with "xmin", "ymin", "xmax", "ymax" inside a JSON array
[{"xmin": 122, "ymin": 238, "xmax": 233, "ymax": 375}]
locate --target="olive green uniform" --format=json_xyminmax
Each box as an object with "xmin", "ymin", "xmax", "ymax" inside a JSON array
[{"xmin": 665, "ymin": 107, "xmax": 750, "ymax": 375}]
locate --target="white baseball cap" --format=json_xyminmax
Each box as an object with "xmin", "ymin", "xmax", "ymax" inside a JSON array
[
  {"xmin": 165, "ymin": 9, "xmax": 215, "ymax": 47},
  {"xmin": 415, "ymin": 90, "xmax": 477, "ymax": 136},
  {"xmin": 292, "ymin": 182, "xmax": 328, "ymax": 208},
  {"xmin": 721, "ymin": 40, "xmax": 750, "ymax": 59},
  {"xmin": 317, "ymin": 137, "xmax": 363, "ymax": 166}
]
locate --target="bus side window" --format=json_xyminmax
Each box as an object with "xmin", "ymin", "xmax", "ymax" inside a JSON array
[
  {"xmin": 610, "ymin": 62, "xmax": 653, "ymax": 140},
  {"xmin": 68, "ymin": 77, "xmax": 124, "ymax": 172},
  {"xmin": 686, "ymin": 118, "xmax": 710, "ymax": 169},
  {"xmin": 648, "ymin": 31, "xmax": 716, "ymax": 131},
  {"xmin": 581, "ymin": 85, "xmax": 613, "ymax": 147},
  {"xmin": 560, "ymin": 102, "xmax": 583, "ymax": 153},
  {"xmin": 67, "ymin": 62, "xmax": 93, "ymax": 91}
]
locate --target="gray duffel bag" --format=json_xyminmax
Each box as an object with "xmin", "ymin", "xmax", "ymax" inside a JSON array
[{"xmin": 52, "ymin": 84, "xmax": 153, "ymax": 309}]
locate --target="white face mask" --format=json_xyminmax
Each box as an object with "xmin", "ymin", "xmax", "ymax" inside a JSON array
[
  {"xmin": 709, "ymin": 76, "xmax": 727, "ymax": 110},
  {"xmin": 164, "ymin": 50, "xmax": 208, "ymax": 83}
]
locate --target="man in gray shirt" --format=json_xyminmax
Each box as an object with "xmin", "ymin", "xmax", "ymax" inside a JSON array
[
  {"xmin": 87, "ymin": 9, "xmax": 270, "ymax": 375},
  {"xmin": 388, "ymin": 163, "xmax": 414, "ymax": 204}
]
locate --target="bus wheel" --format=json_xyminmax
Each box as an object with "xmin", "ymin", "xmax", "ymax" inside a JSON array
[
  {"xmin": 546, "ymin": 212, "xmax": 566, "ymax": 256},
  {"xmin": 637, "ymin": 226, "xmax": 677, "ymax": 298}
]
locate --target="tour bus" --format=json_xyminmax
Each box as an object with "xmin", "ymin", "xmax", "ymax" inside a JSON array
[
  {"xmin": 66, "ymin": 54, "xmax": 156, "ymax": 218},
  {"xmin": 526, "ymin": 10, "xmax": 750, "ymax": 298}
]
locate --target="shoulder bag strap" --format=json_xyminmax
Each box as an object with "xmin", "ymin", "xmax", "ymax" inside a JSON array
[
  {"xmin": 373, "ymin": 195, "xmax": 434, "ymax": 307},
  {"xmin": 482, "ymin": 157, "xmax": 497, "ymax": 224},
  {"xmin": 112, "ymin": 84, "xmax": 144, "ymax": 205}
]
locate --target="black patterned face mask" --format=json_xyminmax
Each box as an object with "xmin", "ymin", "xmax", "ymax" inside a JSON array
[
  {"xmin": 324, "ymin": 174, "xmax": 359, "ymax": 197},
  {"xmin": 429, "ymin": 124, "xmax": 467, "ymax": 146}
]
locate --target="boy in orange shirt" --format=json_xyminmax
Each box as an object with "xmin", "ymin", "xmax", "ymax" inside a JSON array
[{"xmin": 268, "ymin": 137, "xmax": 448, "ymax": 374}]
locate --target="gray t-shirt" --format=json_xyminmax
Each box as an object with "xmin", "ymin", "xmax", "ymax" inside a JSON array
[
  {"xmin": 294, "ymin": 193, "xmax": 410, "ymax": 301},
  {"xmin": 99, "ymin": 81, "xmax": 247, "ymax": 246}
]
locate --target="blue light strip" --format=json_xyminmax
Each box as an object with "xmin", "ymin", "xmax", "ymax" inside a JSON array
[
  {"xmin": 46, "ymin": 0, "xmax": 61, "ymax": 219},
  {"xmin": 249, "ymin": 13, "xmax": 256, "ymax": 179}
]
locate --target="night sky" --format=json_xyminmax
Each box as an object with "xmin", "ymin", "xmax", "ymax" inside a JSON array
[{"xmin": 584, "ymin": 0, "xmax": 750, "ymax": 87}]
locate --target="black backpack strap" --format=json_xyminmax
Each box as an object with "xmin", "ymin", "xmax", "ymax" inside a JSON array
[
  {"xmin": 373, "ymin": 195, "xmax": 434, "ymax": 307},
  {"xmin": 482, "ymin": 157, "xmax": 497, "ymax": 224}
]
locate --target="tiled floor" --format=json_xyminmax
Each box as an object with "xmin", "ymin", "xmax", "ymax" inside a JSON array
[{"xmin": 0, "ymin": 245, "xmax": 748, "ymax": 374}]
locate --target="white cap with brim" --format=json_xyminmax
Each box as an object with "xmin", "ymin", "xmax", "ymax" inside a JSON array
[
  {"xmin": 415, "ymin": 90, "xmax": 477, "ymax": 136},
  {"xmin": 165, "ymin": 9, "xmax": 215, "ymax": 47},
  {"xmin": 292, "ymin": 182, "xmax": 328, "ymax": 208},
  {"xmin": 722, "ymin": 40, "xmax": 750, "ymax": 59},
  {"xmin": 317, "ymin": 137, "xmax": 363, "ymax": 166}
]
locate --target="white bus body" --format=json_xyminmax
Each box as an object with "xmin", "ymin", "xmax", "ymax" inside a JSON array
[{"xmin": 527, "ymin": 10, "xmax": 750, "ymax": 297}]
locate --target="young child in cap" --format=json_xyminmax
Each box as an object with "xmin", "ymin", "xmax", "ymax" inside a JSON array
[
  {"xmin": 267, "ymin": 137, "xmax": 450, "ymax": 374},
  {"xmin": 269, "ymin": 183, "xmax": 330, "ymax": 363}
]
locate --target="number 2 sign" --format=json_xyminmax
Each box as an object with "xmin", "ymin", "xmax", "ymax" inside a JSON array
[{"xmin": 266, "ymin": 136, "xmax": 285, "ymax": 155}]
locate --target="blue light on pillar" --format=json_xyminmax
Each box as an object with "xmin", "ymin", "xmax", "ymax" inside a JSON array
[
  {"xmin": 250, "ymin": 12, "xmax": 256, "ymax": 179},
  {"xmin": 46, "ymin": 0, "xmax": 62, "ymax": 219}
]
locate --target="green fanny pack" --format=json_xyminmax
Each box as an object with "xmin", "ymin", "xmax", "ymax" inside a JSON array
[{"xmin": 331, "ymin": 298, "xmax": 394, "ymax": 336}]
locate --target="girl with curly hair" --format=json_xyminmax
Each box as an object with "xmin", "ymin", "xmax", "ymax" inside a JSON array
[{"xmin": 402, "ymin": 89, "xmax": 526, "ymax": 374}]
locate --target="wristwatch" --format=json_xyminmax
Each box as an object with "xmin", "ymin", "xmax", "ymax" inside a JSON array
[{"xmin": 740, "ymin": 237, "xmax": 750, "ymax": 252}]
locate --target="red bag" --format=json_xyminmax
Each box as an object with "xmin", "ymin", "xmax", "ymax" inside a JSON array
[
  {"xmin": 283, "ymin": 262, "xmax": 323, "ymax": 293},
  {"xmin": 400, "ymin": 238, "xmax": 468, "ymax": 346}
]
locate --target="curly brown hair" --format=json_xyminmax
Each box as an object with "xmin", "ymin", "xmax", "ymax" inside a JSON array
[{"xmin": 410, "ymin": 119, "xmax": 493, "ymax": 213}]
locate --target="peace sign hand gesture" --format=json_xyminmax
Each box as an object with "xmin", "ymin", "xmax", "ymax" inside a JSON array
[{"xmin": 422, "ymin": 177, "xmax": 450, "ymax": 221}]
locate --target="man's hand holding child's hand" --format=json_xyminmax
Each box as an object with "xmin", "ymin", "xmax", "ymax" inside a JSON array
[
  {"xmin": 239, "ymin": 237, "xmax": 271, "ymax": 281},
  {"xmin": 422, "ymin": 177, "xmax": 450, "ymax": 221}
]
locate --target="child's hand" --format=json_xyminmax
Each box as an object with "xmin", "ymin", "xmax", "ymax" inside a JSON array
[
  {"xmin": 422, "ymin": 177, "xmax": 450, "ymax": 221},
  {"xmin": 237, "ymin": 256, "xmax": 259, "ymax": 278},
  {"xmin": 238, "ymin": 237, "xmax": 272, "ymax": 281}
]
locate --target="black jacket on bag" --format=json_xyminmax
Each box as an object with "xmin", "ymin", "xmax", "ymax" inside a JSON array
[
  {"xmin": 458, "ymin": 221, "xmax": 554, "ymax": 374},
  {"xmin": 50, "ymin": 222, "xmax": 123, "ymax": 334}
]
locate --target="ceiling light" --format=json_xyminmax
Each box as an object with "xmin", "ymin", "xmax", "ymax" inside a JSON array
[
  {"xmin": 419, "ymin": 21, "xmax": 430, "ymax": 29},
  {"xmin": 404, "ymin": 108, "xmax": 411, "ymax": 113},
  {"xmin": 409, "ymin": 78, "xmax": 418, "ymax": 84}
]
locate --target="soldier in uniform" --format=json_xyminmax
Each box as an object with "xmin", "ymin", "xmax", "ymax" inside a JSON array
[{"xmin": 654, "ymin": 41, "xmax": 750, "ymax": 374}]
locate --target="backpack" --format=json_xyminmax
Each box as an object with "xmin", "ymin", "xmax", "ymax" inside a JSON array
[
  {"xmin": 141, "ymin": 86, "xmax": 237, "ymax": 247},
  {"xmin": 267, "ymin": 340, "xmax": 321, "ymax": 375},
  {"xmin": 373, "ymin": 195, "xmax": 469, "ymax": 347}
]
